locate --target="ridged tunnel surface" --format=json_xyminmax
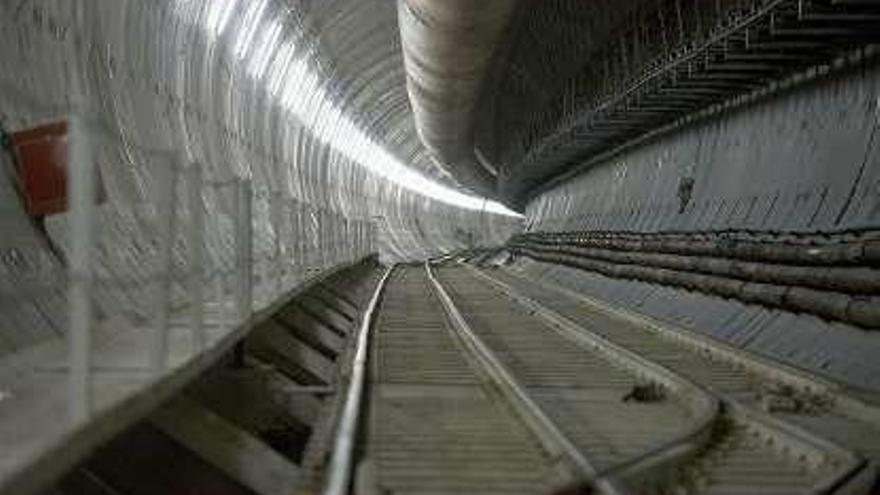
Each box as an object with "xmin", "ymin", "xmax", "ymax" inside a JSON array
[
  {"xmin": 3, "ymin": 1, "xmax": 880, "ymax": 494},
  {"xmin": 0, "ymin": 0, "xmax": 521, "ymax": 357}
]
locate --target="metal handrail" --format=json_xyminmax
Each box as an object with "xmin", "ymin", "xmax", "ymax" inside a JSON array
[{"xmin": 322, "ymin": 265, "xmax": 394, "ymax": 495}]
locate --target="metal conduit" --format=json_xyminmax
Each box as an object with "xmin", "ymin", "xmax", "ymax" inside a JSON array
[
  {"xmin": 323, "ymin": 266, "xmax": 394, "ymax": 495},
  {"xmin": 511, "ymin": 246, "xmax": 880, "ymax": 329},
  {"xmin": 510, "ymin": 241, "xmax": 880, "ymax": 294},
  {"xmin": 398, "ymin": 0, "xmax": 518, "ymax": 196},
  {"xmin": 515, "ymin": 230, "xmax": 880, "ymax": 267}
]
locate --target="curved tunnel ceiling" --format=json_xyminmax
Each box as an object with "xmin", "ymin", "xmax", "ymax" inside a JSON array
[
  {"xmin": 0, "ymin": 0, "xmax": 523, "ymax": 270},
  {"xmin": 1, "ymin": 2, "xmax": 880, "ymax": 487},
  {"xmin": 164, "ymin": 0, "xmax": 517, "ymax": 215},
  {"xmin": 386, "ymin": 0, "xmax": 879, "ymax": 209},
  {"xmin": 7, "ymin": 0, "xmax": 869, "ymax": 231}
]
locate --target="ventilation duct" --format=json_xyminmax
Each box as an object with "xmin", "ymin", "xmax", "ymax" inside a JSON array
[{"xmin": 398, "ymin": 0, "xmax": 517, "ymax": 197}]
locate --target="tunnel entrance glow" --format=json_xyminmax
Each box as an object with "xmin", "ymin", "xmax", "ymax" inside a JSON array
[{"xmin": 174, "ymin": 0, "xmax": 521, "ymax": 218}]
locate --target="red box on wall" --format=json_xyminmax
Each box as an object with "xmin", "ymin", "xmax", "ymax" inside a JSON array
[
  {"xmin": 8, "ymin": 121, "xmax": 105, "ymax": 217},
  {"xmin": 9, "ymin": 121, "xmax": 71, "ymax": 217}
]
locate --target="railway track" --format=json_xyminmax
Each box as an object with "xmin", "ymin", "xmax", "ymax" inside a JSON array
[
  {"xmin": 321, "ymin": 262, "xmax": 875, "ymax": 494},
  {"xmin": 355, "ymin": 267, "xmax": 569, "ymax": 494},
  {"xmin": 432, "ymin": 268, "xmax": 700, "ymax": 476},
  {"xmin": 460, "ymin": 263, "xmax": 879, "ymax": 494},
  {"xmin": 40, "ymin": 259, "xmax": 879, "ymax": 494}
]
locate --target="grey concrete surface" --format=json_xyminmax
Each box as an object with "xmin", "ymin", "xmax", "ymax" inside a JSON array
[
  {"xmin": 512, "ymin": 258, "xmax": 880, "ymax": 391},
  {"xmin": 526, "ymin": 63, "xmax": 880, "ymax": 234}
]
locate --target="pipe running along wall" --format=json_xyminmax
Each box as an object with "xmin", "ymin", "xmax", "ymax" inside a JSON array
[
  {"xmin": 510, "ymin": 56, "xmax": 880, "ymax": 390},
  {"xmin": 398, "ymin": 0, "xmax": 518, "ymax": 196}
]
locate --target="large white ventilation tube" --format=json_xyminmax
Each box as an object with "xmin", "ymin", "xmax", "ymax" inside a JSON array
[{"xmin": 398, "ymin": 0, "xmax": 518, "ymax": 197}]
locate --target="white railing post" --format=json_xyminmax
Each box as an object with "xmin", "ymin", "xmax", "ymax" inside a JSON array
[
  {"xmin": 342, "ymin": 217, "xmax": 354, "ymax": 263},
  {"xmin": 271, "ymin": 191, "xmax": 283, "ymax": 297},
  {"xmin": 261, "ymin": 192, "xmax": 272, "ymax": 299},
  {"xmin": 67, "ymin": 112, "xmax": 96, "ymax": 422},
  {"xmin": 333, "ymin": 213, "xmax": 339, "ymax": 265},
  {"xmin": 360, "ymin": 221, "xmax": 366, "ymax": 257},
  {"xmin": 370, "ymin": 219, "xmax": 377, "ymax": 255},
  {"xmin": 245, "ymin": 182, "xmax": 253, "ymax": 317},
  {"xmin": 341, "ymin": 217, "xmax": 346, "ymax": 263},
  {"xmin": 290, "ymin": 199, "xmax": 299, "ymax": 282},
  {"xmin": 351, "ymin": 221, "xmax": 357, "ymax": 261},
  {"xmin": 186, "ymin": 163, "xmax": 205, "ymax": 353},
  {"xmin": 151, "ymin": 158, "xmax": 179, "ymax": 372},
  {"xmin": 350, "ymin": 219, "xmax": 356, "ymax": 262},
  {"xmin": 348, "ymin": 219, "xmax": 352, "ymax": 262},
  {"xmin": 216, "ymin": 269, "xmax": 229, "ymax": 332},
  {"xmin": 235, "ymin": 179, "xmax": 253, "ymax": 322},
  {"xmin": 298, "ymin": 201, "xmax": 305, "ymax": 280},
  {"xmin": 328, "ymin": 210, "xmax": 335, "ymax": 267},
  {"xmin": 303, "ymin": 203, "xmax": 311, "ymax": 271},
  {"xmin": 341, "ymin": 215, "xmax": 347, "ymax": 263},
  {"xmin": 369, "ymin": 220, "xmax": 373, "ymax": 255},
  {"xmin": 338, "ymin": 214, "xmax": 344, "ymax": 263},
  {"xmin": 319, "ymin": 208, "xmax": 328, "ymax": 269},
  {"xmin": 328, "ymin": 212, "xmax": 334, "ymax": 266},
  {"xmin": 307, "ymin": 207, "xmax": 313, "ymax": 272},
  {"xmin": 361, "ymin": 221, "xmax": 366, "ymax": 257}
]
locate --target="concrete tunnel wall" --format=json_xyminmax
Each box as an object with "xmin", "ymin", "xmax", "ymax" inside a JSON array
[
  {"xmin": 2, "ymin": 0, "xmax": 876, "ymax": 390},
  {"xmin": 519, "ymin": 62, "xmax": 880, "ymax": 390},
  {"xmin": 0, "ymin": 0, "xmax": 521, "ymax": 357},
  {"xmin": 526, "ymin": 64, "xmax": 880, "ymax": 234}
]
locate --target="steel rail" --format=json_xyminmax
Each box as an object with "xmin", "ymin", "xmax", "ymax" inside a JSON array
[
  {"xmin": 322, "ymin": 265, "xmax": 394, "ymax": 495},
  {"xmin": 486, "ymin": 263, "xmax": 880, "ymax": 415},
  {"xmin": 470, "ymin": 263, "xmax": 877, "ymax": 494},
  {"xmin": 424, "ymin": 261, "xmax": 627, "ymax": 495},
  {"xmin": 459, "ymin": 263, "xmax": 721, "ymax": 490}
]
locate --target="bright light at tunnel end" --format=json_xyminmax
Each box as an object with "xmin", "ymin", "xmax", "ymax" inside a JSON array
[{"xmin": 176, "ymin": 0, "xmax": 522, "ymax": 220}]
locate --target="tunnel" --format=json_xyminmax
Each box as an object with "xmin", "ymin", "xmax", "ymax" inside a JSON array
[{"xmin": 1, "ymin": 1, "xmax": 879, "ymax": 494}]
